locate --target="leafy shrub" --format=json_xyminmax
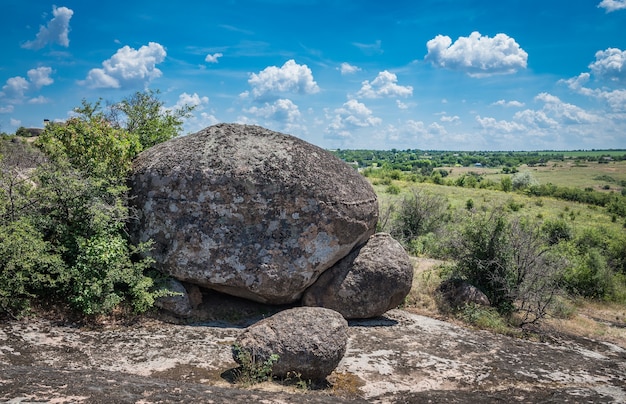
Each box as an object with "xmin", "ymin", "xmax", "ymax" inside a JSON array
[
  {"xmin": 386, "ymin": 187, "xmax": 447, "ymax": 244},
  {"xmin": 385, "ymin": 184, "xmax": 401, "ymax": 194},
  {"xmin": 458, "ymin": 303, "xmax": 509, "ymax": 333},
  {"xmin": 542, "ymin": 219, "xmax": 573, "ymax": 245},
  {"xmin": 0, "ymin": 91, "xmax": 194, "ymax": 318},
  {"xmin": 448, "ymin": 210, "xmax": 564, "ymax": 325},
  {"xmin": 0, "ymin": 218, "xmax": 66, "ymax": 317},
  {"xmin": 563, "ymin": 248, "xmax": 613, "ymax": 299},
  {"xmin": 512, "ymin": 171, "xmax": 538, "ymax": 190}
]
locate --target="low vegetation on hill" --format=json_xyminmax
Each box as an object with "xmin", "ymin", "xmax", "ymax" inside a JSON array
[{"xmin": 350, "ymin": 151, "xmax": 626, "ymax": 330}]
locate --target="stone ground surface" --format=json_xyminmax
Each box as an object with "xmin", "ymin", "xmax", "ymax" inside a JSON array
[{"xmin": 1, "ymin": 306, "xmax": 625, "ymax": 403}]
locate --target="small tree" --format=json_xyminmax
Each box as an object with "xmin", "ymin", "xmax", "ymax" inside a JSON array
[
  {"xmin": 111, "ymin": 89, "xmax": 195, "ymax": 150},
  {"xmin": 386, "ymin": 187, "xmax": 447, "ymax": 243},
  {"xmin": 500, "ymin": 176, "xmax": 512, "ymax": 192},
  {"xmin": 512, "ymin": 171, "xmax": 538, "ymax": 191},
  {"xmin": 449, "ymin": 210, "xmax": 564, "ymax": 325}
]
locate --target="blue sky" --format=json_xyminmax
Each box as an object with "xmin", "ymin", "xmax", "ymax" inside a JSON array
[{"xmin": 2, "ymin": 0, "xmax": 626, "ymax": 150}]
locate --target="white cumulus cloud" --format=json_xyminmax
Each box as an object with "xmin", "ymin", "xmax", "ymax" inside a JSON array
[
  {"xmin": 425, "ymin": 31, "xmax": 528, "ymax": 77},
  {"xmin": 598, "ymin": 0, "xmax": 626, "ymax": 12},
  {"xmin": 22, "ymin": 6, "xmax": 73, "ymax": 50},
  {"xmin": 80, "ymin": 42, "xmax": 167, "ymax": 89},
  {"xmin": 339, "ymin": 62, "xmax": 361, "ymax": 75},
  {"xmin": 246, "ymin": 98, "xmax": 302, "ymax": 123},
  {"xmin": 535, "ymin": 92, "xmax": 600, "ymax": 124},
  {"xmin": 27, "ymin": 66, "xmax": 54, "ymax": 88},
  {"xmin": 356, "ymin": 71, "xmax": 413, "ymax": 99},
  {"xmin": 175, "ymin": 92, "xmax": 209, "ymax": 110},
  {"xmin": 476, "ymin": 116, "xmax": 527, "ymax": 133},
  {"xmin": 248, "ymin": 59, "xmax": 319, "ymax": 100},
  {"xmin": 589, "ymin": 48, "xmax": 626, "ymax": 83},
  {"xmin": 205, "ymin": 52, "xmax": 223, "ymax": 63},
  {"xmin": 326, "ymin": 99, "xmax": 382, "ymax": 138},
  {"xmin": 0, "ymin": 67, "xmax": 54, "ymax": 102},
  {"xmin": 492, "ymin": 99, "xmax": 525, "ymax": 107}
]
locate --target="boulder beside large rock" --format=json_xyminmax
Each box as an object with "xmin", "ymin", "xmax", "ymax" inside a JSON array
[
  {"xmin": 129, "ymin": 123, "xmax": 378, "ymax": 305},
  {"xmin": 233, "ymin": 307, "xmax": 348, "ymax": 380},
  {"xmin": 302, "ymin": 233, "xmax": 414, "ymax": 319}
]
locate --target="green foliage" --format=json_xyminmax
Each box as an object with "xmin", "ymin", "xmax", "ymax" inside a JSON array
[
  {"xmin": 448, "ymin": 211, "xmax": 564, "ymax": 325},
  {"xmin": 15, "ymin": 127, "xmax": 31, "ymax": 137},
  {"xmin": 232, "ymin": 344, "xmax": 280, "ymax": 386},
  {"xmin": 458, "ymin": 303, "xmax": 509, "ymax": 333},
  {"xmin": 0, "ymin": 218, "xmax": 66, "ymax": 317},
  {"xmin": 385, "ymin": 187, "xmax": 447, "ymax": 244},
  {"xmin": 512, "ymin": 171, "xmax": 538, "ymax": 190},
  {"xmin": 541, "ymin": 219, "xmax": 572, "ymax": 245},
  {"xmin": 0, "ymin": 90, "xmax": 194, "ymax": 318},
  {"xmin": 385, "ymin": 183, "xmax": 401, "ymax": 194},
  {"xmin": 111, "ymin": 89, "xmax": 194, "ymax": 150},
  {"xmin": 69, "ymin": 235, "xmax": 157, "ymax": 315},
  {"xmin": 0, "ymin": 140, "xmax": 47, "ymax": 223},
  {"xmin": 284, "ymin": 371, "xmax": 311, "ymax": 390},
  {"xmin": 500, "ymin": 176, "xmax": 512, "ymax": 192},
  {"xmin": 36, "ymin": 114, "xmax": 141, "ymax": 183}
]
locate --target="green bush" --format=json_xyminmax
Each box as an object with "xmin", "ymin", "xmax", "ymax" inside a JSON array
[
  {"xmin": 448, "ymin": 210, "xmax": 564, "ymax": 325},
  {"xmin": 541, "ymin": 219, "xmax": 573, "ymax": 245},
  {"xmin": 387, "ymin": 187, "xmax": 447, "ymax": 244},
  {"xmin": 0, "ymin": 91, "xmax": 195, "ymax": 318},
  {"xmin": 564, "ymin": 248, "xmax": 613, "ymax": 299},
  {"xmin": 385, "ymin": 184, "xmax": 401, "ymax": 194},
  {"xmin": 0, "ymin": 219, "xmax": 66, "ymax": 317}
]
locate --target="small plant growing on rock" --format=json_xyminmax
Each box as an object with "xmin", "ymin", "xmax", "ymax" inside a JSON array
[
  {"xmin": 231, "ymin": 344, "xmax": 279, "ymax": 386},
  {"xmin": 284, "ymin": 371, "xmax": 311, "ymax": 390}
]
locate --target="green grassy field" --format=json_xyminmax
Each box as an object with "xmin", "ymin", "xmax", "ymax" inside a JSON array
[
  {"xmin": 538, "ymin": 150, "xmax": 626, "ymax": 158},
  {"xmin": 373, "ymin": 179, "xmax": 622, "ymax": 235},
  {"xmin": 439, "ymin": 160, "xmax": 626, "ymax": 193}
]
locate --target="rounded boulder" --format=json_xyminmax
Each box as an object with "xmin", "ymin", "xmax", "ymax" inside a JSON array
[
  {"xmin": 129, "ymin": 123, "xmax": 378, "ymax": 304},
  {"xmin": 302, "ymin": 233, "xmax": 414, "ymax": 319},
  {"xmin": 233, "ymin": 307, "xmax": 348, "ymax": 380}
]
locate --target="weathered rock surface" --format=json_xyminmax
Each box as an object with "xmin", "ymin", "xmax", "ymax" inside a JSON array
[
  {"xmin": 234, "ymin": 307, "xmax": 348, "ymax": 380},
  {"xmin": 129, "ymin": 123, "xmax": 378, "ymax": 305},
  {"xmin": 1, "ymin": 307, "xmax": 624, "ymax": 403},
  {"xmin": 436, "ymin": 278, "xmax": 491, "ymax": 309},
  {"xmin": 154, "ymin": 278, "xmax": 194, "ymax": 318},
  {"xmin": 302, "ymin": 233, "xmax": 413, "ymax": 319}
]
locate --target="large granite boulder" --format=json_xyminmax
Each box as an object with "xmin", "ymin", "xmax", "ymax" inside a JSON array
[
  {"xmin": 302, "ymin": 233, "xmax": 413, "ymax": 319},
  {"xmin": 233, "ymin": 307, "xmax": 348, "ymax": 380},
  {"xmin": 129, "ymin": 123, "xmax": 378, "ymax": 304}
]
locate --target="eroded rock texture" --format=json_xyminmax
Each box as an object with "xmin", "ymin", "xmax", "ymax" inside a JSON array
[
  {"xmin": 129, "ymin": 123, "xmax": 378, "ymax": 304},
  {"xmin": 233, "ymin": 307, "xmax": 348, "ymax": 380},
  {"xmin": 302, "ymin": 233, "xmax": 413, "ymax": 319}
]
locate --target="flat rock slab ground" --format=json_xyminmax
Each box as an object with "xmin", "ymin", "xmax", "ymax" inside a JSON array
[{"xmin": 1, "ymin": 309, "xmax": 625, "ymax": 403}]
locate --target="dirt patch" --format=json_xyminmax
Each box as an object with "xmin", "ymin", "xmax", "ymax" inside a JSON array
[{"xmin": 1, "ymin": 307, "xmax": 625, "ymax": 403}]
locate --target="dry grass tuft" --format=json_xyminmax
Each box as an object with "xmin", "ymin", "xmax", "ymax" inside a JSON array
[{"xmin": 327, "ymin": 371, "xmax": 365, "ymax": 398}]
